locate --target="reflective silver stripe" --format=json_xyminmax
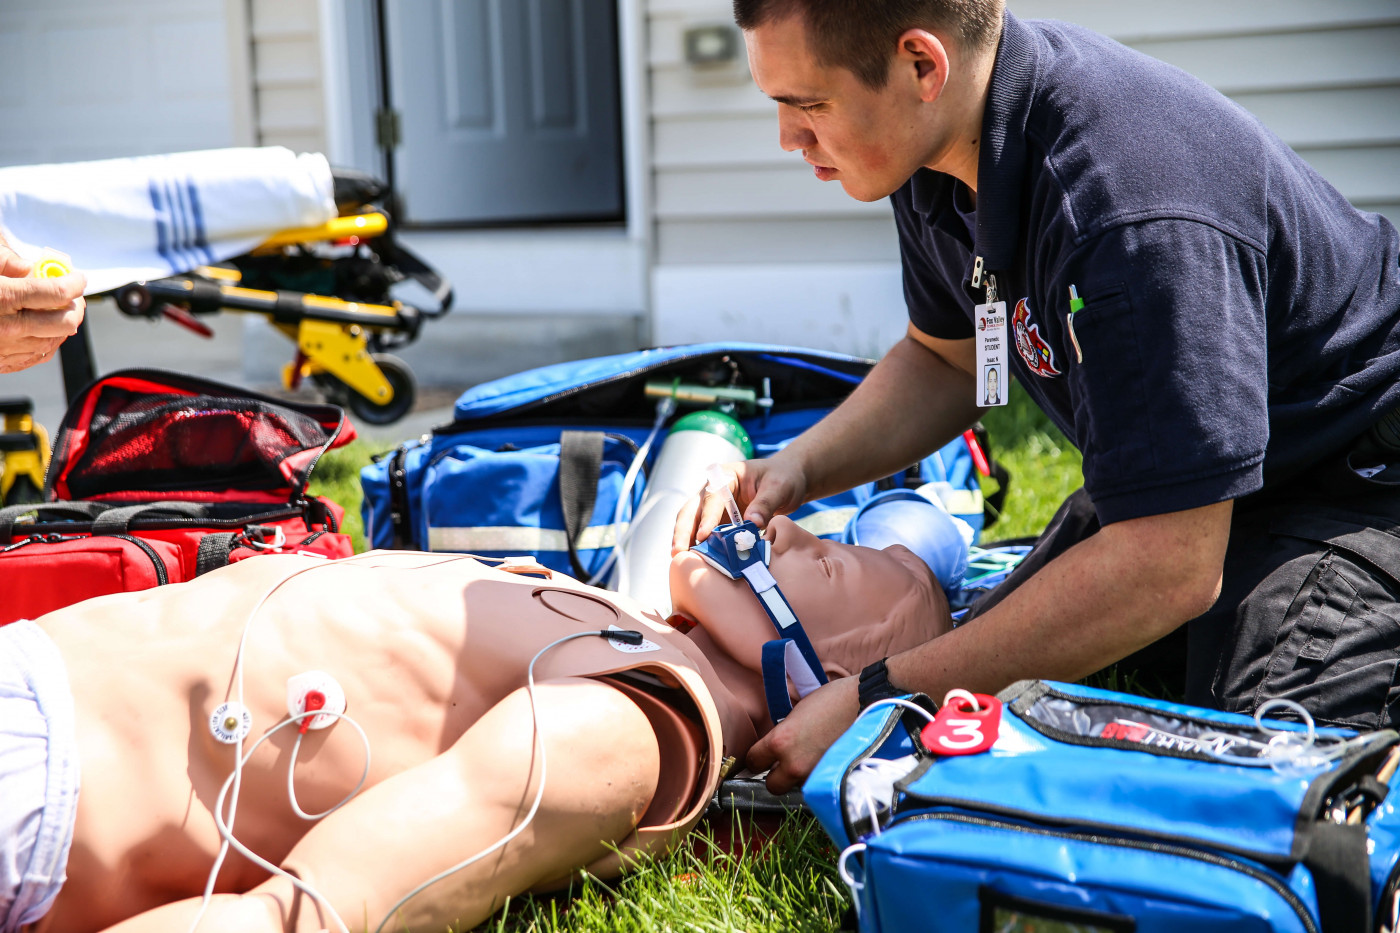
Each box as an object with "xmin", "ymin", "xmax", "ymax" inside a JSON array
[
  {"xmin": 793, "ymin": 507, "xmax": 858, "ymax": 537},
  {"xmin": 427, "ymin": 523, "xmax": 627, "ymax": 553}
]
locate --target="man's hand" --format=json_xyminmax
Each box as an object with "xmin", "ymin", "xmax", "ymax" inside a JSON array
[
  {"xmin": 744, "ymin": 675, "xmax": 860, "ymax": 794},
  {"xmin": 0, "ymin": 237, "xmax": 86, "ymax": 374},
  {"xmin": 670, "ymin": 455, "xmax": 808, "ymax": 554}
]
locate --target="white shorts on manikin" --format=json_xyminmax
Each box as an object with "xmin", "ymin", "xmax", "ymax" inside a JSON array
[{"xmin": 0, "ymin": 620, "xmax": 79, "ymax": 933}]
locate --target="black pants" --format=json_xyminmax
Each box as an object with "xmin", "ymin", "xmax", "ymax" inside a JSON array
[{"xmin": 969, "ymin": 450, "xmax": 1400, "ymax": 730}]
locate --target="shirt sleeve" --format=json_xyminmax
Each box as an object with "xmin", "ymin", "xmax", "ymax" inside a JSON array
[
  {"xmin": 892, "ymin": 187, "xmax": 976, "ymax": 340},
  {"xmin": 1055, "ymin": 219, "xmax": 1269, "ymax": 524}
]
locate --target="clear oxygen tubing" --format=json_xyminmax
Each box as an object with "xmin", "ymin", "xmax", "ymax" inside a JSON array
[{"xmin": 586, "ymin": 396, "xmax": 676, "ymax": 586}]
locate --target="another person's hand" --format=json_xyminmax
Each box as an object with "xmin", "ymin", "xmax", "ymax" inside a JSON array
[
  {"xmin": 745, "ymin": 674, "xmax": 860, "ymax": 794},
  {"xmin": 670, "ymin": 455, "xmax": 808, "ymax": 554},
  {"xmin": 0, "ymin": 239, "xmax": 86, "ymax": 374}
]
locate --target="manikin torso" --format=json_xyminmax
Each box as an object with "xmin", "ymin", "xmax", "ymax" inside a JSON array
[
  {"xmin": 29, "ymin": 517, "xmax": 947, "ymax": 931},
  {"xmin": 33, "ymin": 552, "xmax": 756, "ymax": 931}
]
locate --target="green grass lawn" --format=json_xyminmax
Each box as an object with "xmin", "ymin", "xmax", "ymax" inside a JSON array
[{"xmin": 306, "ymin": 382, "xmax": 1082, "ymax": 932}]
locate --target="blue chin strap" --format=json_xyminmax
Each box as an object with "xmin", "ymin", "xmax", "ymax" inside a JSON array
[{"xmin": 691, "ymin": 520, "xmax": 828, "ymax": 723}]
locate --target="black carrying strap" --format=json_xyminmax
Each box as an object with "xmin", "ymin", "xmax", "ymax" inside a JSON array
[
  {"xmin": 196, "ymin": 533, "xmax": 240, "ymax": 576},
  {"xmin": 0, "ymin": 501, "xmax": 110, "ymax": 542},
  {"xmin": 1304, "ymin": 821, "xmax": 1371, "ymax": 933},
  {"xmin": 387, "ymin": 445, "xmax": 412, "ymax": 549},
  {"xmin": 558, "ymin": 431, "xmax": 605, "ymax": 580},
  {"xmin": 91, "ymin": 502, "xmax": 212, "ymax": 535}
]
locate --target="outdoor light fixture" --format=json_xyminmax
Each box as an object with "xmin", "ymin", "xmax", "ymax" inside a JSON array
[{"xmin": 684, "ymin": 24, "xmax": 740, "ymax": 66}]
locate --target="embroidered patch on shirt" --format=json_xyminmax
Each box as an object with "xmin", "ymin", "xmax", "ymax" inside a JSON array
[{"xmin": 1012, "ymin": 298, "xmax": 1061, "ymax": 377}]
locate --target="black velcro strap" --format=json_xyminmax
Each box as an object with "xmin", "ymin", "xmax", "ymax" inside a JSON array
[
  {"xmin": 388, "ymin": 445, "xmax": 412, "ymax": 549},
  {"xmin": 558, "ymin": 431, "xmax": 604, "ymax": 580},
  {"xmin": 1305, "ymin": 820, "xmax": 1371, "ymax": 933},
  {"xmin": 196, "ymin": 533, "xmax": 240, "ymax": 575}
]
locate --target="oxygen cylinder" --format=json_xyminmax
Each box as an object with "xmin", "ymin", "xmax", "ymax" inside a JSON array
[{"xmin": 613, "ymin": 410, "xmax": 754, "ymax": 615}]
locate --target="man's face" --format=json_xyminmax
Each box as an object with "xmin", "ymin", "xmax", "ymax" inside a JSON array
[
  {"xmin": 745, "ymin": 14, "xmax": 934, "ymax": 202},
  {"xmin": 669, "ymin": 516, "xmax": 944, "ymax": 674}
]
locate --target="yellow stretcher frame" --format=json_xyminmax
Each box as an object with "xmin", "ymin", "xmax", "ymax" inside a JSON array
[
  {"xmin": 0, "ymin": 405, "xmax": 50, "ymax": 505},
  {"xmin": 112, "ymin": 210, "xmax": 429, "ymax": 424}
]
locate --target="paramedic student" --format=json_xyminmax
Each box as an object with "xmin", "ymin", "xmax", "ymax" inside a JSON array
[
  {"xmin": 674, "ymin": 0, "xmax": 1400, "ymax": 793},
  {"xmin": 0, "ymin": 232, "xmax": 85, "ymax": 374}
]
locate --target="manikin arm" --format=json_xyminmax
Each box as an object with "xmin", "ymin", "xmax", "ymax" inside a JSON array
[{"xmin": 99, "ymin": 678, "xmax": 662, "ymax": 933}]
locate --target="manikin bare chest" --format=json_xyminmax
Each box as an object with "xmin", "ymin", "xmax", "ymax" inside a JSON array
[{"xmin": 41, "ymin": 554, "xmax": 727, "ymax": 926}]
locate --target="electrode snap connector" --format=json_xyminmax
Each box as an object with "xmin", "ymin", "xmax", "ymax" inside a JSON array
[
  {"xmin": 210, "ymin": 701, "xmax": 253, "ymax": 744},
  {"xmin": 286, "ymin": 671, "xmax": 347, "ymax": 732}
]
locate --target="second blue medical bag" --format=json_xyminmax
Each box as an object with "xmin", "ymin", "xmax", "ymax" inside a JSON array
[
  {"xmin": 806, "ymin": 679, "xmax": 1400, "ymax": 933},
  {"xmin": 360, "ymin": 343, "xmax": 1006, "ymax": 578}
]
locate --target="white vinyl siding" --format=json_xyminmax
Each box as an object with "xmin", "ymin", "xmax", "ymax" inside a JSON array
[
  {"xmin": 645, "ymin": 0, "xmax": 1400, "ymax": 273},
  {"xmin": 0, "ymin": 0, "xmax": 235, "ymax": 167},
  {"xmin": 647, "ymin": 1, "xmax": 886, "ymax": 267},
  {"xmin": 1013, "ymin": 0, "xmax": 1400, "ymax": 226},
  {"xmin": 248, "ymin": 0, "xmax": 326, "ymax": 155}
]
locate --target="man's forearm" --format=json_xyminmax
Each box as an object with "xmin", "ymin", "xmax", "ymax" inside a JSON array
[
  {"xmin": 777, "ymin": 332, "xmax": 983, "ymax": 503},
  {"xmin": 886, "ymin": 500, "xmax": 1233, "ymax": 699}
]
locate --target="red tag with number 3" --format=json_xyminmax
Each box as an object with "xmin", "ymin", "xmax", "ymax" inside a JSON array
[{"xmin": 920, "ymin": 690, "xmax": 1002, "ymax": 756}]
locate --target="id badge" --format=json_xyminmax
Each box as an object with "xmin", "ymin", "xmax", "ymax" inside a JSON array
[{"xmin": 974, "ymin": 300, "xmax": 1008, "ymax": 407}]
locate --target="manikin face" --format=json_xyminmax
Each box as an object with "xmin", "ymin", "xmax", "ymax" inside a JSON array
[
  {"xmin": 669, "ymin": 516, "xmax": 949, "ymax": 678},
  {"xmin": 744, "ymin": 14, "xmax": 945, "ymax": 202}
]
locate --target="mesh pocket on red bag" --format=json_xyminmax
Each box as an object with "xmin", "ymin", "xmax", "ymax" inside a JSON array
[{"xmin": 66, "ymin": 387, "xmax": 331, "ymax": 499}]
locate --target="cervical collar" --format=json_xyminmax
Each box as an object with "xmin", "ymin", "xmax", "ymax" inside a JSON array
[{"xmin": 691, "ymin": 520, "xmax": 827, "ymax": 722}]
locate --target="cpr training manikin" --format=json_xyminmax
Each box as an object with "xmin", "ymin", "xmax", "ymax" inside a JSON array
[{"xmin": 0, "ymin": 514, "xmax": 950, "ymax": 933}]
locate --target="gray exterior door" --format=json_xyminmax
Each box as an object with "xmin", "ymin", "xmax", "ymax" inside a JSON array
[{"xmin": 385, "ymin": 0, "xmax": 623, "ymax": 225}]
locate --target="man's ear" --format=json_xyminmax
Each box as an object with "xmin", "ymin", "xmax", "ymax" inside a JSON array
[
  {"xmin": 895, "ymin": 28, "xmax": 951, "ymax": 103},
  {"xmin": 824, "ymin": 661, "xmax": 853, "ymax": 680}
]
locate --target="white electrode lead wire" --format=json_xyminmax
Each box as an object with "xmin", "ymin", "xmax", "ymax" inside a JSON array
[
  {"xmin": 189, "ymin": 551, "xmax": 496, "ymax": 933},
  {"xmin": 372, "ymin": 629, "xmax": 612, "ymax": 933}
]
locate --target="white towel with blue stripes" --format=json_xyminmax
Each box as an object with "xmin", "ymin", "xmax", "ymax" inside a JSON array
[{"xmin": 0, "ymin": 147, "xmax": 336, "ymax": 295}]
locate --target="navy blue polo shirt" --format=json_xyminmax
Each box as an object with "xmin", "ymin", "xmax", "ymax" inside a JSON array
[{"xmin": 894, "ymin": 12, "xmax": 1400, "ymax": 524}]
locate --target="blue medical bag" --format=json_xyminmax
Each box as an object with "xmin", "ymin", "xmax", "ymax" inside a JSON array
[
  {"xmin": 806, "ymin": 679, "xmax": 1400, "ymax": 933},
  {"xmin": 360, "ymin": 343, "xmax": 1006, "ymax": 577}
]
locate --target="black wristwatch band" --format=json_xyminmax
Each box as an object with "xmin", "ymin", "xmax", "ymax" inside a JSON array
[{"xmin": 858, "ymin": 658, "xmax": 904, "ymax": 710}]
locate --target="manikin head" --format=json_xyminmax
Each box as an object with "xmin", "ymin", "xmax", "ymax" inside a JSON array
[
  {"xmin": 669, "ymin": 515, "xmax": 952, "ymax": 683},
  {"xmin": 734, "ymin": 0, "xmax": 1005, "ymax": 200}
]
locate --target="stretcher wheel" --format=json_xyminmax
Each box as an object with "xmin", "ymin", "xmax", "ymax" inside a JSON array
[{"xmin": 345, "ymin": 354, "xmax": 417, "ymax": 426}]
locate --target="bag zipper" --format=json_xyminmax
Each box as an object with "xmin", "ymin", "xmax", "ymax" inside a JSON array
[
  {"xmin": 1011, "ymin": 683, "xmax": 1355, "ymax": 765},
  {"xmin": 838, "ymin": 703, "xmax": 931, "ymax": 843},
  {"xmin": 442, "ymin": 348, "xmax": 873, "ymax": 430},
  {"xmin": 110, "ymin": 534, "xmax": 170, "ymax": 585},
  {"xmin": 46, "ymin": 367, "xmax": 346, "ymax": 501},
  {"xmin": 898, "ymin": 811, "xmax": 1319, "ymax": 933},
  {"xmin": 2, "ymin": 532, "xmax": 169, "ymax": 585}
]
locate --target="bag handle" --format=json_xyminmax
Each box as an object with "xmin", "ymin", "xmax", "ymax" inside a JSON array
[
  {"xmin": 1305, "ymin": 821, "xmax": 1371, "ymax": 933},
  {"xmin": 91, "ymin": 501, "xmax": 212, "ymax": 534},
  {"xmin": 0, "ymin": 501, "xmax": 110, "ymax": 542},
  {"xmin": 558, "ymin": 431, "xmax": 605, "ymax": 580}
]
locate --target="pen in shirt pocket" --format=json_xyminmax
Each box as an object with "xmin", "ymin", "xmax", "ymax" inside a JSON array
[{"xmin": 1067, "ymin": 285, "xmax": 1084, "ymax": 364}]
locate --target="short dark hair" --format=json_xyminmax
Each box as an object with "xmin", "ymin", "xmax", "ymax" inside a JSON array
[{"xmin": 733, "ymin": 0, "xmax": 1004, "ymax": 88}]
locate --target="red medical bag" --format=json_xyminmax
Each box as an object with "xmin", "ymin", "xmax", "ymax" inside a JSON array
[{"xmin": 0, "ymin": 369, "xmax": 356, "ymax": 624}]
